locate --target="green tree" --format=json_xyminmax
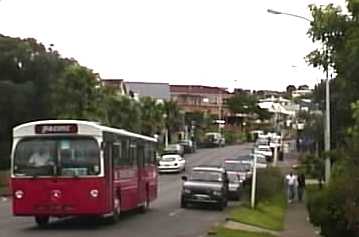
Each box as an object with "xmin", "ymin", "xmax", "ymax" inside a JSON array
[
  {"xmin": 103, "ymin": 88, "xmax": 141, "ymax": 133},
  {"xmin": 0, "ymin": 35, "xmax": 70, "ymax": 168},
  {"xmin": 163, "ymin": 100, "xmax": 184, "ymax": 143},
  {"xmin": 51, "ymin": 64, "xmax": 105, "ymax": 121},
  {"xmin": 139, "ymin": 97, "xmax": 165, "ymax": 136},
  {"xmin": 227, "ymin": 93, "xmax": 272, "ymax": 121},
  {"xmin": 307, "ymin": 1, "xmax": 359, "ymax": 147}
]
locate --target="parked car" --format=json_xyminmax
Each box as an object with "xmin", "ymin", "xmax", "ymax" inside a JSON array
[
  {"xmin": 226, "ymin": 172, "xmax": 242, "ymax": 200},
  {"xmin": 254, "ymin": 145, "xmax": 273, "ymax": 162},
  {"xmin": 163, "ymin": 144, "xmax": 184, "ymax": 156},
  {"xmin": 158, "ymin": 154, "xmax": 186, "ymax": 173},
  {"xmin": 240, "ymin": 154, "xmax": 267, "ymax": 169},
  {"xmin": 180, "ymin": 166, "xmax": 228, "ymax": 210},
  {"xmin": 223, "ymin": 159, "xmax": 252, "ymax": 184},
  {"xmin": 179, "ymin": 139, "xmax": 196, "ymax": 153},
  {"xmin": 249, "ymin": 153, "xmax": 268, "ymax": 169},
  {"xmin": 203, "ymin": 132, "xmax": 225, "ymax": 147}
]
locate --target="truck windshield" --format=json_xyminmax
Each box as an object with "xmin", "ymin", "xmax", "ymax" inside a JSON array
[{"xmin": 13, "ymin": 137, "xmax": 100, "ymax": 177}]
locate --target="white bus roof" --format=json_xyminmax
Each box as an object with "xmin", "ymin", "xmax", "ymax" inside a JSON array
[{"xmin": 13, "ymin": 120, "xmax": 157, "ymax": 142}]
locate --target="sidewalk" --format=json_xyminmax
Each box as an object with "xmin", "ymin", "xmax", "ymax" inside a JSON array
[
  {"xmin": 279, "ymin": 150, "xmax": 319, "ymax": 237},
  {"xmin": 280, "ymin": 202, "xmax": 318, "ymax": 237}
]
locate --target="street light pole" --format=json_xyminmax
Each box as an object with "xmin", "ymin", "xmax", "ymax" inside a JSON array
[
  {"xmin": 267, "ymin": 8, "xmax": 331, "ymax": 182},
  {"xmin": 267, "ymin": 9, "xmax": 311, "ymax": 22},
  {"xmin": 324, "ymin": 70, "xmax": 331, "ymax": 183}
]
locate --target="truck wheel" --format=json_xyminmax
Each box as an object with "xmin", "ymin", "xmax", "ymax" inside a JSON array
[{"xmin": 35, "ymin": 216, "xmax": 49, "ymax": 227}]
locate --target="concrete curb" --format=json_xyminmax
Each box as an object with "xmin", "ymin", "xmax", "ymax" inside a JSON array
[{"xmin": 223, "ymin": 219, "xmax": 280, "ymax": 236}]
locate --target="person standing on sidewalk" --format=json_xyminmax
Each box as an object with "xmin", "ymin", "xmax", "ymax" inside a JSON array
[
  {"xmin": 285, "ymin": 171, "xmax": 297, "ymax": 203},
  {"xmin": 297, "ymin": 173, "xmax": 306, "ymax": 202}
]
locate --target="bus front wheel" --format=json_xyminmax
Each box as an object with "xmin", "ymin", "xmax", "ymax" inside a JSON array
[
  {"xmin": 35, "ymin": 216, "xmax": 49, "ymax": 227},
  {"xmin": 108, "ymin": 197, "xmax": 120, "ymax": 223},
  {"xmin": 139, "ymin": 190, "xmax": 151, "ymax": 213}
]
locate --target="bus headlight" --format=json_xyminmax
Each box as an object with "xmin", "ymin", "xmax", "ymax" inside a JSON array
[
  {"xmin": 15, "ymin": 190, "xmax": 24, "ymax": 199},
  {"xmin": 90, "ymin": 189, "xmax": 99, "ymax": 198}
]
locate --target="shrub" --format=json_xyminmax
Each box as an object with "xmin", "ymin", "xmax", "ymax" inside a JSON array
[
  {"xmin": 256, "ymin": 167, "xmax": 284, "ymax": 202},
  {"xmin": 306, "ymin": 160, "xmax": 359, "ymax": 237},
  {"xmin": 0, "ymin": 141, "xmax": 11, "ymax": 170}
]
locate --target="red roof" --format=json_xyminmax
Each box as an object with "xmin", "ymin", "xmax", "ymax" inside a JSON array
[{"xmin": 170, "ymin": 85, "xmax": 229, "ymax": 94}]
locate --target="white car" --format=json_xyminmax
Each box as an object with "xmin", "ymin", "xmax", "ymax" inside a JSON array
[
  {"xmin": 254, "ymin": 145, "xmax": 273, "ymax": 162},
  {"xmin": 242, "ymin": 154, "xmax": 268, "ymax": 169},
  {"xmin": 158, "ymin": 154, "xmax": 186, "ymax": 173}
]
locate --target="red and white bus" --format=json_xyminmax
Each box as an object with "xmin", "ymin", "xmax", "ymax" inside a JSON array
[{"xmin": 10, "ymin": 120, "xmax": 158, "ymax": 226}]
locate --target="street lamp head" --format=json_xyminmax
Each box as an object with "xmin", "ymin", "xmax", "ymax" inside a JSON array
[{"xmin": 267, "ymin": 9, "xmax": 282, "ymax": 15}]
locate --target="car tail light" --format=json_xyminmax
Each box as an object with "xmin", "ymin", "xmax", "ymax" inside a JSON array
[
  {"xmin": 14, "ymin": 190, "xmax": 24, "ymax": 199},
  {"xmin": 90, "ymin": 189, "xmax": 99, "ymax": 198}
]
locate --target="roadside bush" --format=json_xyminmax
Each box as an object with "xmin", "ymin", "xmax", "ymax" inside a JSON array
[
  {"xmin": 306, "ymin": 160, "xmax": 359, "ymax": 237},
  {"xmin": 256, "ymin": 167, "xmax": 284, "ymax": 202},
  {"xmin": 223, "ymin": 130, "xmax": 238, "ymax": 145},
  {"xmin": 0, "ymin": 141, "xmax": 11, "ymax": 170}
]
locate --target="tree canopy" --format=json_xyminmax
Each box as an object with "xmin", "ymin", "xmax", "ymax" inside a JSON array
[{"xmin": 0, "ymin": 34, "xmax": 184, "ymax": 169}]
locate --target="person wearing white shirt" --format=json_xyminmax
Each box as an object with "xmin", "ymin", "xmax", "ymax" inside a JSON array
[
  {"xmin": 285, "ymin": 171, "xmax": 297, "ymax": 203},
  {"xmin": 29, "ymin": 148, "xmax": 52, "ymax": 167}
]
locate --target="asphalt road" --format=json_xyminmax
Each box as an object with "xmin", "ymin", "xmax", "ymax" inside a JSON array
[{"xmin": 0, "ymin": 143, "xmax": 253, "ymax": 237}]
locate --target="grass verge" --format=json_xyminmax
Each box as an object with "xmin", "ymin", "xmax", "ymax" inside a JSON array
[
  {"xmin": 228, "ymin": 194, "xmax": 286, "ymax": 231},
  {"xmin": 212, "ymin": 227, "xmax": 276, "ymax": 237}
]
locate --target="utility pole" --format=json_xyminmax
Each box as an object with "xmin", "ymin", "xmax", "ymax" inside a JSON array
[
  {"xmin": 267, "ymin": 8, "xmax": 332, "ymax": 183},
  {"xmin": 251, "ymin": 153, "xmax": 257, "ymax": 208},
  {"xmin": 324, "ymin": 70, "xmax": 331, "ymax": 183},
  {"xmin": 218, "ymin": 91, "xmax": 222, "ymax": 135}
]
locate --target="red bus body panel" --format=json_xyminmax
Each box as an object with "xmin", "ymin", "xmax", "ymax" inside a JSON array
[
  {"xmin": 11, "ymin": 177, "xmax": 110, "ymax": 216},
  {"xmin": 11, "ymin": 166, "xmax": 158, "ymax": 217}
]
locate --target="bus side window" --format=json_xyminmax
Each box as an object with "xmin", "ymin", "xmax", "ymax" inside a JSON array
[
  {"xmin": 113, "ymin": 142, "xmax": 121, "ymax": 166},
  {"xmin": 130, "ymin": 140, "xmax": 137, "ymax": 167},
  {"xmin": 121, "ymin": 139, "xmax": 129, "ymax": 165},
  {"xmin": 145, "ymin": 143, "xmax": 155, "ymax": 165},
  {"xmin": 137, "ymin": 142, "xmax": 145, "ymax": 168}
]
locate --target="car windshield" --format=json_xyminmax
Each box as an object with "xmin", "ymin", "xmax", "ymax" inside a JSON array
[
  {"xmin": 189, "ymin": 171, "xmax": 222, "ymax": 182},
  {"xmin": 224, "ymin": 162, "xmax": 250, "ymax": 172},
  {"xmin": 161, "ymin": 156, "xmax": 177, "ymax": 162},
  {"xmin": 227, "ymin": 172, "xmax": 240, "ymax": 182},
  {"xmin": 13, "ymin": 137, "xmax": 100, "ymax": 177},
  {"xmin": 259, "ymin": 147, "xmax": 270, "ymax": 152}
]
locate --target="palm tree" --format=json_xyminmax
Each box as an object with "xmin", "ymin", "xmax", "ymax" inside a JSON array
[
  {"xmin": 163, "ymin": 100, "xmax": 184, "ymax": 143},
  {"xmin": 139, "ymin": 97, "xmax": 165, "ymax": 136}
]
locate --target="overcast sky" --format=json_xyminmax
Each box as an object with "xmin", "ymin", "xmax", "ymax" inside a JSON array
[{"xmin": 0, "ymin": 0, "xmax": 346, "ymax": 91}]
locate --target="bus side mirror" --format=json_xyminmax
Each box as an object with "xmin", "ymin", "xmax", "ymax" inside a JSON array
[{"xmin": 181, "ymin": 176, "xmax": 188, "ymax": 181}]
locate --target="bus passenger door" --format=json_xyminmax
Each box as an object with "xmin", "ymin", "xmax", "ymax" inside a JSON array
[
  {"xmin": 136, "ymin": 142, "xmax": 146, "ymax": 204},
  {"xmin": 103, "ymin": 142, "xmax": 114, "ymax": 212}
]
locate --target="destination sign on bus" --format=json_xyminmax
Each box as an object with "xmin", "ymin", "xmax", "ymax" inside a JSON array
[{"xmin": 35, "ymin": 124, "xmax": 78, "ymax": 134}]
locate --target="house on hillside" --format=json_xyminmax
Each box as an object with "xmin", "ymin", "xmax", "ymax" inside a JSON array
[
  {"xmin": 101, "ymin": 79, "xmax": 128, "ymax": 96},
  {"xmin": 170, "ymin": 85, "xmax": 232, "ymax": 118},
  {"xmin": 126, "ymin": 82, "xmax": 170, "ymax": 102}
]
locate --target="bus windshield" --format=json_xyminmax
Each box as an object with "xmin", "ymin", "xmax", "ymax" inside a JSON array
[{"xmin": 13, "ymin": 137, "xmax": 101, "ymax": 177}]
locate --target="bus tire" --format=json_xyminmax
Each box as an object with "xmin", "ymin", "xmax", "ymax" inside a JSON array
[
  {"xmin": 35, "ymin": 216, "xmax": 49, "ymax": 227},
  {"xmin": 108, "ymin": 197, "xmax": 120, "ymax": 223},
  {"xmin": 139, "ymin": 191, "xmax": 150, "ymax": 213}
]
